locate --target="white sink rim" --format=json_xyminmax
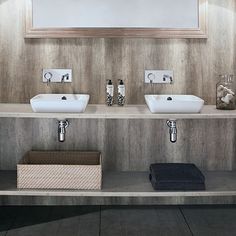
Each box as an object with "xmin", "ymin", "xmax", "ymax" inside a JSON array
[
  {"xmin": 30, "ymin": 94, "xmax": 90, "ymax": 113},
  {"xmin": 145, "ymin": 95, "xmax": 205, "ymax": 113}
]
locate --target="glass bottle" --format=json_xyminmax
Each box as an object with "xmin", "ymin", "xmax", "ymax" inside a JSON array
[
  {"xmin": 117, "ymin": 80, "xmax": 125, "ymax": 106},
  {"xmin": 106, "ymin": 80, "xmax": 114, "ymax": 106},
  {"xmin": 216, "ymin": 75, "xmax": 235, "ymax": 110}
]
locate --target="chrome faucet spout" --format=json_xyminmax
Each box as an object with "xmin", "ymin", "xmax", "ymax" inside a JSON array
[
  {"xmin": 61, "ymin": 73, "xmax": 69, "ymax": 83},
  {"xmin": 163, "ymin": 74, "xmax": 173, "ymax": 84}
]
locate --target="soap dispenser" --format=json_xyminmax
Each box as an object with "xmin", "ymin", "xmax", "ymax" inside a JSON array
[
  {"xmin": 117, "ymin": 80, "xmax": 125, "ymax": 106},
  {"xmin": 106, "ymin": 80, "xmax": 114, "ymax": 106}
]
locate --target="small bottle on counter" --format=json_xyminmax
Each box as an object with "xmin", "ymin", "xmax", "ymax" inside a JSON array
[
  {"xmin": 106, "ymin": 80, "xmax": 114, "ymax": 106},
  {"xmin": 117, "ymin": 80, "xmax": 125, "ymax": 106},
  {"xmin": 216, "ymin": 74, "xmax": 235, "ymax": 110}
]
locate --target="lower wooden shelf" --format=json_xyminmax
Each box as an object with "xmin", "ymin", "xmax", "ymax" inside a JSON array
[{"xmin": 0, "ymin": 171, "xmax": 236, "ymax": 205}]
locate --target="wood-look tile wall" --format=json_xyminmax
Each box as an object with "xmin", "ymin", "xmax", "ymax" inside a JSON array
[
  {"xmin": 0, "ymin": 118, "xmax": 235, "ymax": 171},
  {"xmin": 0, "ymin": 0, "xmax": 236, "ymax": 104},
  {"xmin": 0, "ymin": 0, "xmax": 236, "ymax": 171}
]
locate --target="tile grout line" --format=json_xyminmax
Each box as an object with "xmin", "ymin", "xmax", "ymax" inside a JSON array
[
  {"xmin": 179, "ymin": 207, "xmax": 194, "ymax": 236},
  {"xmin": 99, "ymin": 205, "xmax": 102, "ymax": 236}
]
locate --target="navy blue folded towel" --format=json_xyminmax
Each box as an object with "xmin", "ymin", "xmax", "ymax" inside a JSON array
[{"xmin": 149, "ymin": 163, "xmax": 205, "ymax": 191}]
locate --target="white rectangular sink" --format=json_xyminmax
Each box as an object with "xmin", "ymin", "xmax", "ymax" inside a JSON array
[
  {"xmin": 30, "ymin": 94, "xmax": 90, "ymax": 113},
  {"xmin": 145, "ymin": 95, "xmax": 204, "ymax": 113}
]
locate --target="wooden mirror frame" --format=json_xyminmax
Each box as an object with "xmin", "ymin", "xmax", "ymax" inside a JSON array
[{"xmin": 25, "ymin": 0, "xmax": 208, "ymax": 39}]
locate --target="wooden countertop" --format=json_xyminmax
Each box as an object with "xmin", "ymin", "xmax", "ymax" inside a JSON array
[{"xmin": 0, "ymin": 104, "xmax": 236, "ymax": 119}]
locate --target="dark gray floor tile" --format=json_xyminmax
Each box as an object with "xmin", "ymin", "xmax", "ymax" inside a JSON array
[
  {"xmin": 0, "ymin": 207, "xmax": 16, "ymax": 236},
  {"xmin": 0, "ymin": 207, "xmax": 18, "ymax": 220},
  {"xmin": 3, "ymin": 206, "xmax": 236, "ymax": 236},
  {"xmin": 5, "ymin": 206, "xmax": 100, "ymax": 236},
  {"xmin": 181, "ymin": 206, "xmax": 236, "ymax": 236},
  {"xmin": 6, "ymin": 207, "xmax": 54, "ymax": 236},
  {"xmin": 0, "ymin": 220, "xmax": 11, "ymax": 236},
  {"xmin": 50, "ymin": 206, "xmax": 100, "ymax": 236},
  {"xmin": 101, "ymin": 206, "xmax": 191, "ymax": 236}
]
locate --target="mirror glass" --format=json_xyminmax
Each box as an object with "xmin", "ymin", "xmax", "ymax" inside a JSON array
[
  {"xmin": 33, "ymin": 0, "xmax": 199, "ymax": 29},
  {"xmin": 25, "ymin": 0, "xmax": 207, "ymax": 38}
]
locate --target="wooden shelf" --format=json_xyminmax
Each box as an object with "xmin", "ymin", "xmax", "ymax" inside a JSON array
[
  {"xmin": 1, "ymin": 171, "xmax": 236, "ymax": 205},
  {"xmin": 0, "ymin": 104, "xmax": 236, "ymax": 120}
]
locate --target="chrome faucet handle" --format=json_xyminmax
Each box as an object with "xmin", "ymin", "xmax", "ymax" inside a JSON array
[
  {"xmin": 147, "ymin": 73, "xmax": 155, "ymax": 84},
  {"xmin": 44, "ymin": 72, "xmax": 52, "ymax": 86}
]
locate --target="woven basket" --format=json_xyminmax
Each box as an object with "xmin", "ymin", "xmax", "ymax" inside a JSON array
[{"xmin": 17, "ymin": 151, "xmax": 102, "ymax": 190}]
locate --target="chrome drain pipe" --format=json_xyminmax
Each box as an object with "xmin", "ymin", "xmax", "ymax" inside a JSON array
[
  {"xmin": 166, "ymin": 120, "xmax": 177, "ymax": 143},
  {"xmin": 58, "ymin": 120, "xmax": 69, "ymax": 142}
]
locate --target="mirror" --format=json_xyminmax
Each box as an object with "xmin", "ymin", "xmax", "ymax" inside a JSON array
[{"xmin": 25, "ymin": 0, "xmax": 208, "ymax": 38}]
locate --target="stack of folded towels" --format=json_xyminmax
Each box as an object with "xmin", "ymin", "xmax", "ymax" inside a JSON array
[{"xmin": 149, "ymin": 163, "xmax": 205, "ymax": 191}]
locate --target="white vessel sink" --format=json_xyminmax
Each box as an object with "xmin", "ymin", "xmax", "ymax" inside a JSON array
[
  {"xmin": 145, "ymin": 95, "xmax": 204, "ymax": 113},
  {"xmin": 30, "ymin": 94, "xmax": 90, "ymax": 113}
]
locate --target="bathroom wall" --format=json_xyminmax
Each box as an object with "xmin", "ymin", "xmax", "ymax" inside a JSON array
[
  {"xmin": 0, "ymin": 0, "xmax": 236, "ymax": 172},
  {"xmin": 0, "ymin": 0, "xmax": 236, "ymax": 104},
  {"xmin": 0, "ymin": 118, "xmax": 235, "ymax": 171}
]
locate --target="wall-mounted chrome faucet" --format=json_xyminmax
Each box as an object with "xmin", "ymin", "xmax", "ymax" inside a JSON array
[
  {"xmin": 43, "ymin": 69, "xmax": 72, "ymax": 85},
  {"xmin": 58, "ymin": 120, "xmax": 69, "ymax": 142},
  {"xmin": 166, "ymin": 120, "xmax": 177, "ymax": 143},
  {"xmin": 145, "ymin": 70, "xmax": 174, "ymax": 84}
]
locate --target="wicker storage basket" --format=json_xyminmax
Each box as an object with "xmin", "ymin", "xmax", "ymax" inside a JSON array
[{"xmin": 17, "ymin": 151, "xmax": 102, "ymax": 190}]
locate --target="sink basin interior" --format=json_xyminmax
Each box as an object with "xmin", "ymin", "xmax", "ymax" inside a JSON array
[
  {"xmin": 30, "ymin": 94, "xmax": 90, "ymax": 113},
  {"xmin": 145, "ymin": 95, "xmax": 204, "ymax": 113}
]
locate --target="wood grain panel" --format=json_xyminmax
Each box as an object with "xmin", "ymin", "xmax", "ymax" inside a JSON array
[
  {"xmin": 0, "ymin": 0, "xmax": 236, "ymax": 197},
  {"xmin": 1, "ymin": 195, "xmax": 236, "ymax": 206},
  {"xmin": 0, "ymin": 0, "xmax": 235, "ymax": 104},
  {"xmin": 0, "ymin": 118, "xmax": 235, "ymax": 171},
  {"xmin": 233, "ymin": 120, "xmax": 236, "ymax": 170}
]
